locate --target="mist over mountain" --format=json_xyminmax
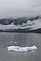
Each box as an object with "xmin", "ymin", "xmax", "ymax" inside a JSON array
[
  {"xmin": 0, "ymin": 16, "xmax": 40, "ymax": 25},
  {"xmin": 0, "ymin": 16, "xmax": 41, "ymax": 33}
]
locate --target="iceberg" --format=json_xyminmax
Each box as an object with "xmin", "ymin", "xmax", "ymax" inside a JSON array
[{"xmin": 7, "ymin": 45, "xmax": 37, "ymax": 52}]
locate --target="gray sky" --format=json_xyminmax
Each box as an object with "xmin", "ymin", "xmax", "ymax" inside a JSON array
[{"xmin": 0, "ymin": 0, "xmax": 41, "ymax": 18}]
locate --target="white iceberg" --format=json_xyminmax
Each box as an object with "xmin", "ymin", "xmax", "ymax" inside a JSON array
[{"xmin": 7, "ymin": 45, "xmax": 37, "ymax": 52}]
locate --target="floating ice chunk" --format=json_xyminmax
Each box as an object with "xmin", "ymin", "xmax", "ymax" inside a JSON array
[
  {"xmin": 14, "ymin": 42, "xmax": 17, "ymax": 44},
  {"xmin": 7, "ymin": 45, "xmax": 37, "ymax": 52}
]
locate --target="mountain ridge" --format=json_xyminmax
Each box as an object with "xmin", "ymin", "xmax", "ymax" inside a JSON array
[{"xmin": 0, "ymin": 16, "xmax": 41, "ymax": 33}]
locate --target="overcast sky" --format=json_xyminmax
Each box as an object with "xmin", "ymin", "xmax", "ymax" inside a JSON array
[{"xmin": 0, "ymin": 0, "xmax": 41, "ymax": 18}]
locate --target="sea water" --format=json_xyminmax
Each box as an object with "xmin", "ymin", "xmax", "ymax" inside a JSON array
[{"xmin": 0, "ymin": 32, "xmax": 41, "ymax": 61}]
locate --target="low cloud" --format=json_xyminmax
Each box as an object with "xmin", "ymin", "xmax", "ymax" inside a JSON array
[{"xmin": 0, "ymin": 0, "xmax": 41, "ymax": 18}]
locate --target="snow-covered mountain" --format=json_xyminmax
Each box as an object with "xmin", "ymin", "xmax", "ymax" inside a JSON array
[{"xmin": 0, "ymin": 16, "xmax": 41, "ymax": 32}]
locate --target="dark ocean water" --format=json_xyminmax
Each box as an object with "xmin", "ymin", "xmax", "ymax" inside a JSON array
[{"xmin": 0, "ymin": 32, "xmax": 41, "ymax": 61}]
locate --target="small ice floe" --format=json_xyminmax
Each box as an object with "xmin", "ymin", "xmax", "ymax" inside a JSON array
[
  {"xmin": 9, "ymin": 41, "xmax": 12, "ymax": 43},
  {"xmin": 7, "ymin": 45, "xmax": 37, "ymax": 52},
  {"xmin": 14, "ymin": 42, "xmax": 17, "ymax": 44}
]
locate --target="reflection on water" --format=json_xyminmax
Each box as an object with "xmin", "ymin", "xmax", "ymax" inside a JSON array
[{"xmin": 0, "ymin": 32, "xmax": 41, "ymax": 61}]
